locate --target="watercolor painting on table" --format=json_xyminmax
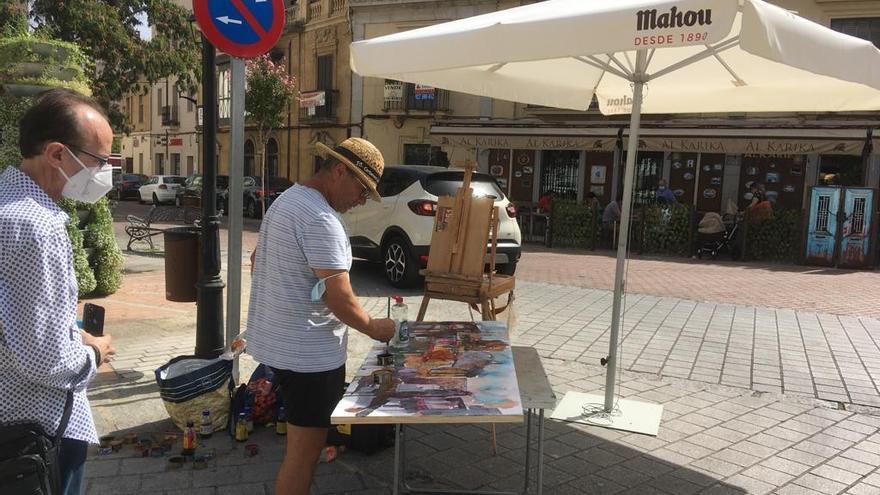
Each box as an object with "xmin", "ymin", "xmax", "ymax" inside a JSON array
[{"xmin": 331, "ymin": 321, "xmax": 522, "ymax": 424}]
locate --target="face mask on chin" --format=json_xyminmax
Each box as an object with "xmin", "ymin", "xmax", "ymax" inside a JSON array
[{"xmin": 58, "ymin": 147, "xmax": 113, "ymax": 203}]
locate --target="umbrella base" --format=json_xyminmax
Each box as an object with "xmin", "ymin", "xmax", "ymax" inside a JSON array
[{"xmin": 550, "ymin": 391, "xmax": 662, "ymax": 436}]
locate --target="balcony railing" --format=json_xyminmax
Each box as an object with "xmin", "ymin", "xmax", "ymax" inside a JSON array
[
  {"xmin": 161, "ymin": 105, "xmax": 179, "ymax": 127},
  {"xmin": 308, "ymin": 1, "xmax": 322, "ymax": 20},
  {"xmin": 299, "ymin": 89, "xmax": 338, "ymax": 123},
  {"xmin": 383, "ymin": 82, "xmax": 450, "ymax": 113},
  {"xmin": 330, "ymin": 0, "xmax": 346, "ymax": 14}
]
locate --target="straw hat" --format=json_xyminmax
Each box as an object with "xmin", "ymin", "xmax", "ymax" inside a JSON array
[{"xmin": 316, "ymin": 138, "xmax": 384, "ymax": 202}]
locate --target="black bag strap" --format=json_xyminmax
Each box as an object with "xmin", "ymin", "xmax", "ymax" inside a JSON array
[{"xmin": 54, "ymin": 390, "xmax": 74, "ymax": 445}]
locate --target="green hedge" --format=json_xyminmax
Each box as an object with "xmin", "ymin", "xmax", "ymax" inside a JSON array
[
  {"xmin": 639, "ymin": 204, "xmax": 692, "ymax": 256},
  {"xmin": 59, "ymin": 196, "xmax": 123, "ymax": 297},
  {"xmin": 550, "ymin": 199, "xmax": 599, "ymax": 249},
  {"xmin": 0, "ymin": 94, "xmax": 31, "ymax": 168},
  {"xmin": 745, "ymin": 210, "xmax": 803, "ymax": 263}
]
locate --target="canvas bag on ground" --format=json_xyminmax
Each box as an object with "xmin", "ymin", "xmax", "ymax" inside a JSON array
[
  {"xmin": 155, "ymin": 355, "xmax": 233, "ymax": 432},
  {"xmin": 0, "ymin": 390, "xmax": 73, "ymax": 495}
]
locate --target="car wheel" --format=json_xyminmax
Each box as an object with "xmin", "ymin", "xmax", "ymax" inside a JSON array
[
  {"xmin": 496, "ymin": 261, "xmax": 517, "ymax": 276},
  {"xmin": 152, "ymin": 193, "xmax": 160, "ymax": 205},
  {"xmin": 383, "ymin": 236, "xmax": 420, "ymax": 288}
]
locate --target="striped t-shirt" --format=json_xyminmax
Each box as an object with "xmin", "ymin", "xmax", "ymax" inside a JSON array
[{"xmin": 246, "ymin": 183, "xmax": 352, "ymax": 373}]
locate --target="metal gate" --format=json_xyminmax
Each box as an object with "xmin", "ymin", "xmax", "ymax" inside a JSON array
[{"xmin": 540, "ymin": 151, "xmax": 580, "ymax": 199}]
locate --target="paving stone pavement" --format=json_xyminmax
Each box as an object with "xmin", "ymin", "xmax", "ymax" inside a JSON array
[{"xmin": 84, "ymin": 206, "xmax": 880, "ymax": 494}]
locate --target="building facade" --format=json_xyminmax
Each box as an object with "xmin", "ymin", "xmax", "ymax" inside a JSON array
[
  {"xmin": 117, "ymin": 0, "xmax": 201, "ymax": 178},
  {"xmin": 215, "ymin": 0, "xmax": 354, "ymax": 183}
]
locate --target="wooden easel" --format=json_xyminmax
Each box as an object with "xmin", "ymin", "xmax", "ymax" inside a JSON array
[{"xmin": 416, "ymin": 164, "xmax": 515, "ymax": 322}]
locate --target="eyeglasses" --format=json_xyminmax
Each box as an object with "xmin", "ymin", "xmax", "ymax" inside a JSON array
[
  {"xmin": 348, "ymin": 170, "xmax": 371, "ymax": 200},
  {"xmin": 65, "ymin": 144, "xmax": 111, "ymax": 169}
]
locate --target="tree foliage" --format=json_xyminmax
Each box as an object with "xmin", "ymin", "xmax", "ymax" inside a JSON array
[
  {"xmin": 245, "ymin": 54, "xmax": 297, "ymax": 210},
  {"xmin": 11, "ymin": 1, "xmax": 201, "ymax": 131}
]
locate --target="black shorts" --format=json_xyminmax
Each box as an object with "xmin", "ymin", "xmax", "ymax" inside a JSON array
[{"xmin": 271, "ymin": 365, "xmax": 345, "ymax": 428}]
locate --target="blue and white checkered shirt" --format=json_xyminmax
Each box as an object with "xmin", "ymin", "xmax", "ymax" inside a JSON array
[{"xmin": 0, "ymin": 166, "xmax": 99, "ymax": 443}]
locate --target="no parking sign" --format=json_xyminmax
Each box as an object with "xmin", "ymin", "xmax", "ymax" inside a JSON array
[{"xmin": 193, "ymin": 0, "xmax": 285, "ymax": 59}]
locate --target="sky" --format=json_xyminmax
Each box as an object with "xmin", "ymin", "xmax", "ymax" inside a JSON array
[{"xmin": 135, "ymin": 11, "xmax": 152, "ymax": 40}]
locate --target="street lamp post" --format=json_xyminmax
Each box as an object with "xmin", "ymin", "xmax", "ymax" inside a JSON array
[{"xmin": 194, "ymin": 34, "xmax": 225, "ymax": 358}]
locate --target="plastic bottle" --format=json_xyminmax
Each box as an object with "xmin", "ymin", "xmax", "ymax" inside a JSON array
[
  {"xmin": 275, "ymin": 406, "xmax": 287, "ymax": 436},
  {"xmin": 235, "ymin": 413, "xmax": 249, "ymax": 442},
  {"xmin": 182, "ymin": 421, "xmax": 197, "ymax": 455},
  {"xmin": 243, "ymin": 406, "xmax": 254, "ymax": 433},
  {"xmin": 199, "ymin": 410, "xmax": 212, "ymax": 439},
  {"xmin": 391, "ymin": 296, "xmax": 409, "ymax": 346}
]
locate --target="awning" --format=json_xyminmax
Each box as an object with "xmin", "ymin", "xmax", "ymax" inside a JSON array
[{"xmin": 430, "ymin": 125, "xmax": 880, "ymax": 155}]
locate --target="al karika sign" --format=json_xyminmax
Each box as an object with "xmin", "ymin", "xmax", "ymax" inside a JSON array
[{"xmin": 193, "ymin": 0, "xmax": 285, "ymax": 59}]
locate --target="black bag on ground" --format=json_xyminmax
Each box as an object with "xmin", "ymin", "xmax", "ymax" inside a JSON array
[
  {"xmin": 326, "ymin": 382, "xmax": 394, "ymax": 454},
  {"xmin": 0, "ymin": 390, "xmax": 73, "ymax": 495}
]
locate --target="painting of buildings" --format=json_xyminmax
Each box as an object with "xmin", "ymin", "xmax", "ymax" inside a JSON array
[{"xmin": 331, "ymin": 321, "xmax": 523, "ymax": 424}]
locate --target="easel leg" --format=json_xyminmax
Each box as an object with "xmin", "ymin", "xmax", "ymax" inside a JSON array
[
  {"xmin": 481, "ymin": 303, "xmax": 492, "ymax": 321},
  {"xmin": 417, "ymin": 296, "xmax": 430, "ymax": 321}
]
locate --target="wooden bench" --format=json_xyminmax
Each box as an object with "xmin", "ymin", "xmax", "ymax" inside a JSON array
[{"xmin": 124, "ymin": 206, "xmax": 201, "ymax": 251}]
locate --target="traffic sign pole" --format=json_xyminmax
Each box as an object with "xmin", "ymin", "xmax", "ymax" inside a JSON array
[{"xmin": 226, "ymin": 57, "xmax": 246, "ymax": 381}]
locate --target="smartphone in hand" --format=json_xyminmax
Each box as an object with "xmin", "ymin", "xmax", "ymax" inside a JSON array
[{"xmin": 82, "ymin": 303, "xmax": 105, "ymax": 337}]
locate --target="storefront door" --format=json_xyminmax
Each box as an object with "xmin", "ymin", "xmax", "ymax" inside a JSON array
[
  {"xmin": 805, "ymin": 186, "xmax": 840, "ymax": 266},
  {"xmin": 839, "ymin": 188, "xmax": 876, "ymax": 268}
]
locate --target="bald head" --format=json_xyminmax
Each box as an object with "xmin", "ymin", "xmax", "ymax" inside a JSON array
[{"xmin": 19, "ymin": 88, "xmax": 110, "ymax": 159}]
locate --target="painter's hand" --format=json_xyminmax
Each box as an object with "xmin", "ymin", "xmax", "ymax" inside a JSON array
[{"xmin": 368, "ymin": 318, "xmax": 396, "ymax": 343}]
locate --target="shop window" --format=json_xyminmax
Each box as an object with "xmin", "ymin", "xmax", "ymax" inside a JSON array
[
  {"xmin": 403, "ymin": 144, "xmax": 448, "ymax": 166},
  {"xmin": 818, "ymin": 155, "xmax": 863, "ymax": 186},
  {"xmin": 831, "ymin": 17, "xmax": 880, "ymax": 48},
  {"xmin": 620, "ymin": 151, "xmax": 664, "ymax": 205},
  {"xmin": 739, "ymin": 155, "xmax": 805, "ymax": 211},
  {"xmin": 540, "ymin": 150, "xmax": 579, "ymax": 200}
]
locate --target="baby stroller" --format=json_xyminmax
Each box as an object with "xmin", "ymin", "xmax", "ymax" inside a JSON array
[{"xmin": 696, "ymin": 212, "xmax": 742, "ymax": 260}]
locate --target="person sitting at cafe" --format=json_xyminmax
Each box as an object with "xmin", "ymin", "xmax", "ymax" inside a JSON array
[
  {"xmin": 657, "ymin": 179, "xmax": 677, "ymax": 204},
  {"xmin": 537, "ymin": 190, "xmax": 553, "ymax": 213}
]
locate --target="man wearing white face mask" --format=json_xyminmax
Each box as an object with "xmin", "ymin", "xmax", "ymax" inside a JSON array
[
  {"xmin": 247, "ymin": 137, "xmax": 396, "ymax": 495},
  {"xmin": 0, "ymin": 89, "xmax": 116, "ymax": 495}
]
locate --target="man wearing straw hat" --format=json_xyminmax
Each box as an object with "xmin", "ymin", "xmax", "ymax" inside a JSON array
[{"xmin": 247, "ymin": 137, "xmax": 395, "ymax": 495}]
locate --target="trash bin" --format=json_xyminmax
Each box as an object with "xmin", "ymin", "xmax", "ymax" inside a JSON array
[{"xmin": 164, "ymin": 227, "xmax": 201, "ymax": 302}]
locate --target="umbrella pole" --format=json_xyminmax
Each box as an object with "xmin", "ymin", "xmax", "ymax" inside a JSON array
[
  {"xmin": 604, "ymin": 50, "xmax": 647, "ymax": 413},
  {"xmin": 551, "ymin": 50, "xmax": 662, "ymax": 436}
]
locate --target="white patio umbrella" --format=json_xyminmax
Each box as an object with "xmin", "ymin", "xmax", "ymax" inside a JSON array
[{"xmin": 350, "ymin": 0, "xmax": 880, "ymax": 433}]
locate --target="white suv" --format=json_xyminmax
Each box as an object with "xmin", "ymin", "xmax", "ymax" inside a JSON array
[{"xmin": 342, "ymin": 165, "xmax": 522, "ymax": 288}]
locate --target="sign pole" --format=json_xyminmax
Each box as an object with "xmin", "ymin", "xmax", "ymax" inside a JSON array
[
  {"xmin": 195, "ymin": 34, "xmax": 226, "ymax": 358},
  {"xmin": 226, "ymin": 57, "xmax": 246, "ymax": 381}
]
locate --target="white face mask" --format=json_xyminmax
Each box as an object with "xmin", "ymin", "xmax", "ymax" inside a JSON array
[
  {"xmin": 310, "ymin": 272, "xmax": 346, "ymax": 302},
  {"xmin": 59, "ymin": 147, "xmax": 113, "ymax": 203}
]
